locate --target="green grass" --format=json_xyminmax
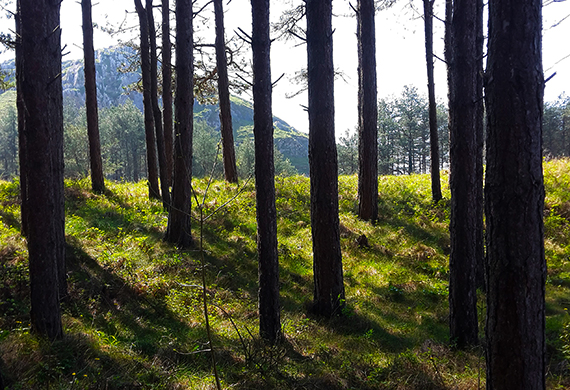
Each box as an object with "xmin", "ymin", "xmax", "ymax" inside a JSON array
[{"xmin": 0, "ymin": 160, "xmax": 569, "ymax": 389}]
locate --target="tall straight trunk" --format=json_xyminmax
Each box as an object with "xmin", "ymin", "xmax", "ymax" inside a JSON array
[
  {"xmin": 162, "ymin": 0, "xmax": 173, "ymax": 186},
  {"xmin": 474, "ymin": 0, "xmax": 485, "ymax": 290},
  {"xmin": 357, "ymin": 0, "xmax": 378, "ymax": 222},
  {"xmin": 134, "ymin": 0, "xmax": 160, "ymax": 200},
  {"xmin": 165, "ymin": 0, "xmax": 194, "ymax": 248},
  {"xmin": 423, "ymin": 0, "xmax": 442, "ymax": 203},
  {"xmin": 19, "ymin": 0, "xmax": 65, "ymax": 340},
  {"xmin": 82, "ymin": 0, "xmax": 105, "ymax": 194},
  {"xmin": 15, "ymin": 0, "xmax": 27, "ymax": 237},
  {"xmin": 215, "ymin": 0, "xmax": 238, "ymax": 183},
  {"xmin": 485, "ymin": 0, "xmax": 545, "ymax": 388},
  {"xmin": 447, "ymin": 0, "xmax": 479, "ymax": 348},
  {"xmin": 146, "ymin": 0, "xmax": 170, "ymax": 208},
  {"xmin": 251, "ymin": 0, "xmax": 281, "ymax": 343},
  {"xmin": 306, "ymin": 0, "xmax": 345, "ymax": 317}
]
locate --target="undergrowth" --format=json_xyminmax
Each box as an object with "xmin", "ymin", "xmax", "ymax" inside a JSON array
[{"xmin": 0, "ymin": 159, "xmax": 568, "ymax": 389}]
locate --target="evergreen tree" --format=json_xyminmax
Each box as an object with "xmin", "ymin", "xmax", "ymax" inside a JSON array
[{"xmin": 485, "ymin": 0, "xmax": 545, "ymax": 387}]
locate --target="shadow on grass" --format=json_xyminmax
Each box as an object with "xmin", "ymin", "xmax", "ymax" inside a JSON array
[
  {"xmin": 1, "ymin": 238, "xmax": 241, "ymax": 389},
  {"xmin": 65, "ymin": 185, "xmax": 165, "ymax": 241}
]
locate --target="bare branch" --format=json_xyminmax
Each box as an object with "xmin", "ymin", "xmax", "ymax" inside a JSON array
[
  {"xmin": 235, "ymin": 27, "xmax": 252, "ymax": 45},
  {"xmin": 236, "ymin": 72, "xmax": 253, "ymax": 87},
  {"xmin": 272, "ymin": 73, "xmax": 285, "ymax": 87}
]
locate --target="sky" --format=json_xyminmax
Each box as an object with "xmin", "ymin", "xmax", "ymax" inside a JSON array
[{"xmin": 1, "ymin": 0, "xmax": 569, "ymax": 136}]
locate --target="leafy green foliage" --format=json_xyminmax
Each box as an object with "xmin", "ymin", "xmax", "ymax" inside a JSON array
[{"xmin": 0, "ymin": 162, "xmax": 569, "ymax": 388}]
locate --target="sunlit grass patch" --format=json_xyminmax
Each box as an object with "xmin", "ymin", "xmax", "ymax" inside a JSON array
[{"xmin": 0, "ymin": 162, "xmax": 569, "ymax": 388}]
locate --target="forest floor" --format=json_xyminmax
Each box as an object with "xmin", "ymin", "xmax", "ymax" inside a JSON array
[{"xmin": 1, "ymin": 159, "xmax": 569, "ymax": 389}]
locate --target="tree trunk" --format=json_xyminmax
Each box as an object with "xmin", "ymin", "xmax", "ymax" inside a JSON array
[
  {"xmin": 356, "ymin": 0, "xmax": 378, "ymax": 221},
  {"xmin": 134, "ymin": 0, "xmax": 160, "ymax": 200},
  {"xmin": 19, "ymin": 0, "xmax": 65, "ymax": 340},
  {"xmin": 146, "ymin": 0, "xmax": 171, "ymax": 208},
  {"xmin": 306, "ymin": 0, "xmax": 345, "ymax": 317},
  {"xmin": 251, "ymin": 0, "xmax": 281, "ymax": 343},
  {"xmin": 15, "ymin": 0, "xmax": 27, "ymax": 237},
  {"xmin": 485, "ymin": 0, "xmax": 545, "ymax": 388},
  {"xmin": 215, "ymin": 0, "xmax": 238, "ymax": 184},
  {"xmin": 82, "ymin": 0, "xmax": 105, "ymax": 194},
  {"xmin": 447, "ymin": 0, "xmax": 479, "ymax": 348},
  {"xmin": 474, "ymin": 0, "xmax": 485, "ymax": 290},
  {"xmin": 423, "ymin": 0, "xmax": 442, "ymax": 203},
  {"xmin": 162, "ymin": 0, "xmax": 173, "ymax": 186},
  {"xmin": 165, "ymin": 0, "xmax": 194, "ymax": 248}
]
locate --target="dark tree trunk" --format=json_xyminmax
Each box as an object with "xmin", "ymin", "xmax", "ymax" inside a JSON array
[
  {"xmin": 146, "ymin": 0, "xmax": 171, "ymax": 208},
  {"xmin": 423, "ymin": 0, "xmax": 442, "ymax": 203},
  {"xmin": 251, "ymin": 0, "xmax": 281, "ymax": 343},
  {"xmin": 19, "ymin": 0, "xmax": 64, "ymax": 340},
  {"xmin": 215, "ymin": 0, "xmax": 238, "ymax": 184},
  {"xmin": 447, "ymin": 0, "xmax": 479, "ymax": 348},
  {"xmin": 82, "ymin": 0, "xmax": 105, "ymax": 194},
  {"xmin": 165, "ymin": 0, "xmax": 194, "ymax": 248},
  {"xmin": 134, "ymin": 0, "xmax": 160, "ymax": 200},
  {"xmin": 15, "ymin": 0, "xmax": 27, "ymax": 237},
  {"xmin": 306, "ymin": 0, "xmax": 345, "ymax": 317},
  {"xmin": 474, "ymin": 0, "xmax": 485, "ymax": 290},
  {"xmin": 356, "ymin": 0, "xmax": 378, "ymax": 222},
  {"xmin": 162, "ymin": 0, "xmax": 173, "ymax": 186},
  {"xmin": 485, "ymin": 0, "xmax": 545, "ymax": 388}
]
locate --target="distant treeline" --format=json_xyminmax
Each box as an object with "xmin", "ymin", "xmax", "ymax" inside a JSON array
[{"xmin": 1, "ymin": 88, "xmax": 569, "ymax": 180}]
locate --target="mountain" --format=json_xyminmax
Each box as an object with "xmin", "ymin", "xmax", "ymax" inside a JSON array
[{"xmin": 1, "ymin": 46, "xmax": 309, "ymax": 174}]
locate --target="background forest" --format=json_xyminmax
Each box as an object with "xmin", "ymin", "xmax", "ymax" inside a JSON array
[{"xmin": 1, "ymin": 48, "xmax": 569, "ymax": 181}]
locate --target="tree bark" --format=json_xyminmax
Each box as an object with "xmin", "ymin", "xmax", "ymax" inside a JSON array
[
  {"xmin": 446, "ymin": 0, "xmax": 479, "ymax": 348},
  {"xmin": 485, "ymin": 0, "xmax": 545, "ymax": 388},
  {"xmin": 19, "ymin": 0, "xmax": 65, "ymax": 340},
  {"xmin": 423, "ymin": 0, "xmax": 442, "ymax": 203},
  {"xmin": 165, "ymin": 0, "xmax": 194, "ymax": 248},
  {"xmin": 15, "ymin": 0, "xmax": 27, "ymax": 237},
  {"xmin": 306, "ymin": 0, "xmax": 345, "ymax": 317},
  {"xmin": 251, "ymin": 0, "xmax": 281, "ymax": 343},
  {"xmin": 215, "ymin": 0, "xmax": 239, "ymax": 184},
  {"xmin": 356, "ymin": 0, "xmax": 378, "ymax": 222},
  {"xmin": 146, "ymin": 0, "xmax": 171, "ymax": 208},
  {"xmin": 474, "ymin": 0, "xmax": 485, "ymax": 290},
  {"xmin": 134, "ymin": 0, "xmax": 161, "ymax": 200},
  {"xmin": 162, "ymin": 0, "xmax": 173, "ymax": 186},
  {"xmin": 82, "ymin": 0, "xmax": 105, "ymax": 194}
]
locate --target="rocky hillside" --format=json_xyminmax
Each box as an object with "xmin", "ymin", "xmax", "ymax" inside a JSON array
[{"xmin": 1, "ymin": 46, "xmax": 309, "ymax": 174}]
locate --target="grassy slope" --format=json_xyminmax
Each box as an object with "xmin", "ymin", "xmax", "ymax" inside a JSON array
[{"xmin": 0, "ymin": 160, "xmax": 569, "ymax": 389}]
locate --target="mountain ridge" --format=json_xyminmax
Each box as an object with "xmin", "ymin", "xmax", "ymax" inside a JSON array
[{"xmin": 0, "ymin": 45, "xmax": 309, "ymax": 173}]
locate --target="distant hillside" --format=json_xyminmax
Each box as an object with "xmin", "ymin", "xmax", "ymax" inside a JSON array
[{"xmin": 1, "ymin": 46, "xmax": 309, "ymax": 174}]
